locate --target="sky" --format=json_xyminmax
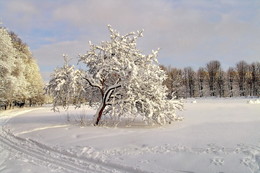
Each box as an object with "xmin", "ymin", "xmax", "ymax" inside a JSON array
[{"xmin": 0, "ymin": 0, "xmax": 259, "ymax": 82}]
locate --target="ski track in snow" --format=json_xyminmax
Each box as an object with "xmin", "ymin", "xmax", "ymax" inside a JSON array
[
  {"xmin": 0, "ymin": 145, "xmax": 9, "ymax": 172},
  {"xmin": 0, "ymin": 104, "xmax": 260, "ymax": 173},
  {"xmin": 0, "ymin": 128, "xmax": 153, "ymax": 173},
  {"xmin": 0, "ymin": 110, "xmax": 151, "ymax": 173}
]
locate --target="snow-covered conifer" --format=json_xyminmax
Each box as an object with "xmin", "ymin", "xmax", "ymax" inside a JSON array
[{"xmin": 47, "ymin": 26, "xmax": 183, "ymax": 125}]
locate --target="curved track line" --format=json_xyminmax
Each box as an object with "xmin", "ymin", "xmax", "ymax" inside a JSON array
[{"xmin": 0, "ymin": 116, "xmax": 151, "ymax": 173}]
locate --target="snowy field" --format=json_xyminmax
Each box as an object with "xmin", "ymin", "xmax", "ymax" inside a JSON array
[{"xmin": 0, "ymin": 98, "xmax": 260, "ymax": 173}]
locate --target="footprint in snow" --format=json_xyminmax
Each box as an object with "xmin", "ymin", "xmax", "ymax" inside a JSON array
[{"xmin": 210, "ymin": 157, "xmax": 224, "ymax": 166}]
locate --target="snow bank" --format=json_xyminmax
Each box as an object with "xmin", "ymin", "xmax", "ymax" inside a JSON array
[
  {"xmin": 248, "ymin": 99, "xmax": 260, "ymax": 104},
  {"xmin": 191, "ymin": 100, "xmax": 197, "ymax": 103}
]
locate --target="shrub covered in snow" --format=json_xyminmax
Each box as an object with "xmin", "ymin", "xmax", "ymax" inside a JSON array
[{"xmin": 46, "ymin": 26, "xmax": 183, "ymax": 125}]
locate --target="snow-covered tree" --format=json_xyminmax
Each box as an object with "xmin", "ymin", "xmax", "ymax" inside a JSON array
[
  {"xmin": 24, "ymin": 58, "xmax": 45, "ymax": 106},
  {"xmin": 1, "ymin": 26, "xmax": 45, "ymax": 109},
  {"xmin": 47, "ymin": 56, "xmax": 85, "ymax": 109},
  {"xmin": 0, "ymin": 27, "xmax": 17, "ymax": 107},
  {"xmin": 9, "ymin": 31, "xmax": 45, "ymax": 106},
  {"xmin": 47, "ymin": 26, "xmax": 183, "ymax": 125}
]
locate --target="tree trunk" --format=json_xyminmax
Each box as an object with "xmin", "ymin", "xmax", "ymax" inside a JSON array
[
  {"xmin": 94, "ymin": 84, "xmax": 120, "ymax": 126},
  {"xmin": 95, "ymin": 103, "xmax": 106, "ymax": 126}
]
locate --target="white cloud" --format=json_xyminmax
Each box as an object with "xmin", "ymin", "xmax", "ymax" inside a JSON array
[
  {"xmin": 2, "ymin": 0, "xmax": 39, "ymax": 28},
  {"xmin": 51, "ymin": 0, "xmax": 260, "ymax": 56},
  {"xmin": 1, "ymin": 0, "xmax": 259, "ymax": 80},
  {"xmin": 7, "ymin": 1, "xmax": 38, "ymax": 14},
  {"xmin": 33, "ymin": 40, "xmax": 88, "ymax": 66}
]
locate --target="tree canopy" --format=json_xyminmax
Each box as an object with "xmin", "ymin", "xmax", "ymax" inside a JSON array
[
  {"xmin": 47, "ymin": 25, "xmax": 183, "ymax": 126},
  {"xmin": 161, "ymin": 60, "xmax": 260, "ymax": 98},
  {"xmin": 0, "ymin": 26, "xmax": 45, "ymax": 109}
]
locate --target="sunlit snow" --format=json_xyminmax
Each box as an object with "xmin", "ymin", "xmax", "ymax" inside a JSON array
[{"xmin": 0, "ymin": 98, "xmax": 259, "ymax": 173}]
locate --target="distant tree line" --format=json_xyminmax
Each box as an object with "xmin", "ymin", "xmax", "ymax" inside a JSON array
[
  {"xmin": 0, "ymin": 27, "xmax": 45, "ymax": 110},
  {"xmin": 161, "ymin": 60, "xmax": 260, "ymax": 98}
]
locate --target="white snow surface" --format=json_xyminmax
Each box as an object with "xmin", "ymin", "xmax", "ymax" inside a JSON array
[{"xmin": 0, "ymin": 98, "xmax": 260, "ymax": 173}]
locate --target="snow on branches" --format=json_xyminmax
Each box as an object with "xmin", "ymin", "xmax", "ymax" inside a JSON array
[
  {"xmin": 0, "ymin": 27, "xmax": 45, "ymax": 107},
  {"xmin": 47, "ymin": 26, "xmax": 183, "ymax": 126},
  {"xmin": 47, "ymin": 55, "xmax": 85, "ymax": 111}
]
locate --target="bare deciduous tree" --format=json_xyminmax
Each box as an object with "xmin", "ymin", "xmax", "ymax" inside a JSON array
[
  {"xmin": 183, "ymin": 67, "xmax": 196, "ymax": 98},
  {"xmin": 236, "ymin": 61, "xmax": 250, "ymax": 96},
  {"xmin": 206, "ymin": 60, "xmax": 222, "ymax": 97}
]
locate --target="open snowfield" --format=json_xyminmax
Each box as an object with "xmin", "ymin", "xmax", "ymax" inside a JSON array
[{"xmin": 0, "ymin": 98, "xmax": 260, "ymax": 173}]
